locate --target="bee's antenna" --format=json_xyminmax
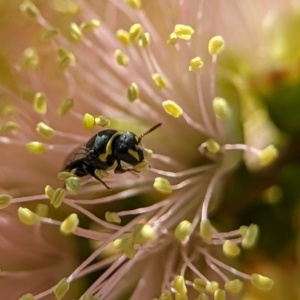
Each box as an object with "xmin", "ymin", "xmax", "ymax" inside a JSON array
[{"xmin": 137, "ymin": 122, "xmax": 162, "ymax": 143}]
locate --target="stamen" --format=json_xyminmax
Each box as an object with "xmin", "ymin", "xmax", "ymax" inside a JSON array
[
  {"xmin": 127, "ymin": 82, "xmax": 139, "ymax": 102},
  {"xmin": 26, "ymin": 141, "xmax": 47, "ymax": 154},
  {"xmin": 57, "ymin": 98, "xmax": 74, "ymax": 117},
  {"xmin": 60, "ymin": 213, "xmax": 79, "ymax": 234},
  {"xmin": 116, "ymin": 29, "xmax": 131, "ymax": 46},
  {"xmin": 200, "ymin": 219, "xmax": 213, "ymax": 240},
  {"xmin": 258, "ymin": 145, "xmax": 278, "ymax": 166},
  {"xmin": 175, "ymin": 220, "xmax": 191, "ymax": 242},
  {"xmin": 80, "ymin": 19, "xmax": 101, "ymax": 31},
  {"xmin": 22, "ymin": 48, "xmax": 39, "ymax": 69},
  {"xmin": 162, "ymin": 100, "xmax": 183, "ymax": 118},
  {"xmin": 45, "ymin": 185, "xmax": 54, "ymax": 198},
  {"xmin": 50, "ymin": 188, "xmax": 65, "ymax": 208},
  {"xmin": 70, "ymin": 23, "xmax": 82, "ymax": 41},
  {"xmin": 222, "ymin": 240, "xmax": 240, "ymax": 257},
  {"xmin": 65, "ymin": 177, "xmax": 81, "ymax": 193},
  {"xmin": 214, "ymin": 288, "xmax": 226, "ymax": 300},
  {"xmin": 42, "ymin": 27, "xmax": 60, "ymax": 40},
  {"xmin": 189, "ymin": 57, "xmax": 203, "ymax": 71},
  {"xmin": 173, "ymin": 275, "xmax": 187, "ymax": 295},
  {"xmin": 132, "ymin": 224, "xmax": 157, "ymax": 244},
  {"xmin": 0, "ymin": 194, "xmax": 12, "ymax": 209},
  {"xmin": 124, "ymin": 0, "xmax": 142, "ymax": 10},
  {"xmin": 251, "ymin": 273, "xmax": 274, "ymax": 291},
  {"xmin": 94, "ymin": 116, "xmax": 110, "ymax": 127},
  {"xmin": 153, "ymin": 177, "xmax": 173, "ymax": 194},
  {"xmin": 205, "ymin": 138, "xmax": 220, "ymax": 154},
  {"xmin": 224, "ymin": 279, "xmax": 243, "ymax": 293},
  {"xmin": 54, "ymin": 278, "xmax": 70, "ymax": 300},
  {"xmin": 82, "ymin": 113, "xmax": 95, "ymax": 130},
  {"xmin": 57, "ymin": 48, "xmax": 75, "ymax": 71},
  {"xmin": 213, "ymin": 97, "xmax": 229, "ymax": 120},
  {"xmin": 167, "ymin": 33, "xmax": 178, "ymax": 45},
  {"xmin": 114, "ymin": 49, "xmax": 129, "ymax": 66},
  {"xmin": 18, "ymin": 207, "xmax": 40, "ymax": 225},
  {"xmin": 105, "ymin": 212, "xmax": 121, "ymax": 224},
  {"xmin": 36, "ymin": 122, "xmax": 55, "ymax": 139},
  {"xmin": 33, "ymin": 92, "xmax": 47, "ymax": 114},
  {"xmin": 35, "ymin": 203, "xmax": 49, "ymax": 218},
  {"xmin": 241, "ymin": 224, "xmax": 259, "ymax": 249},
  {"xmin": 193, "ymin": 278, "xmax": 207, "ymax": 293},
  {"xmin": 205, "ymin": 281, "xmax": 219, "ymax": 293},
  {"xmin": 208, "ymin": 36, "xmax": 225, "ymax": 55},
  {"xmin": 18, "ymin": 293, "xmax": 35, "ymax": 300},
  {"xmin": 0, "ymin": 121, "xmax": 20, "ymax": 132},
  {"xmin": 139, "ymin": 32, "xmax": 150, "ymax": 47},
  {"xmin": 129, "ymin": 24, "xmax": 143, "ymax": 41},
  {"xmin": 152, "ymin": 73, "xmax": 167, "ymax": 89},
  {"xmin": 20, "ymin": 1, "xmax": 40, "ymax": 20},
  {"xmin": 173, "ymin": 24, "xmax": 195, "ymax": 40}
]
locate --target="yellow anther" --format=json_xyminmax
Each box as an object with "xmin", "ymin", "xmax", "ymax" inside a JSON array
[
  {"xmin": 195, "ymin": 294, "xmax": 209, "ymax": 300},
  {"xmin": 262, "ymin": 185, "xmax": 282, "ymax": 204},
  {"xmin": 116, "ymin": 29, "xmax": 131, "ymax": 46},
  {"xmin": 65, "ymin": 176, "xmax": 81, "ymax": 193},
  {"xmin": 80, "ymin": 19, "xmax": 101, "ymax": 30},
  {"xmin": 189, "ymin": 56, "xmax": 203, "ymax": 71},
  {"xmin": 82, "ymin": 113, "xmax": 95, "ymax": 130},
  {"xmin": 114, "ymin": 49, "xmax": 129, "ymax": 66},
  {"xmin": 143, "ymin": 148, "xmax": 153, "ymax": 159},
  {"xmin": 173, "ymin": 24, "xmax": 194, "ymax": 40},
  {"xmin": 258, "ymin": 145, "xmax": 278, "ymax": 166},
  {"xmin": 105, "ymin": 212, "xmax": 121, "ymax": 224},
  {"xmin": 241, "ymin": 224, "xmax": 259, "ymax": 249},
  {"xmin": 133, "ymin": 160, "xmax": 148, "ymax": 172},
  {"xmin": 127, "ymin": 82, "xmax": 139, "ymax": 102},
  {"xmin": 42, "ymin": 27, "xmax": 60, "ymax": 40},
  {"xmin": 153, "ymin": 177, "xmax": 172, "ymax": 194},
  {"xmin": 224, "ymin": 279, "xmax": 243, "ymax": 293},
  {"xmin": 129, "ymin": 23, "xmax": 143, "ymax": 41},
  {"xmin": 0, "ymin": 194, "xmax": 12, "ymax": 209},
  {"xmin": 222, "ymin": 240, "xmax": 241, "ymax": 257},
  {"xmin": 35, "ymin": 203, "xmax": 49, "ymax": 218},
  {"xmin": 251, "ymin": 273, "xmax": 274, "ymax": 291},
  {"xmin": 57, "ymin": 48, "xmax": 75, "ymax": 71},
  {"xmin": 18, "ymin": 293, "xmax": 35, "ymax": 300},
  {"xmin": 132, "ymin": 224, "xmax": 157, "ymax": 244},
  {"xmin": 33, "ymin": 92, "xmax": 47, "ymax": 114},
  {"xmin": 70, "ymin": 23, "xmax": 82, "ymax": 41},
  {"xmin": 173, "ymin": 275, "xmax": 187, "ymax": 295},
  {"xmin": 57, "ymin": 171, "xmax": 75, "ymax": 180},
  {"xmin": 50, "ymin": 188, "xmax": 65, "ymax": 208},
  {"xmin": 18, "ymin": 207, "xmax": 40, "ymax": 225},
  {"xmin": 45, "ymin": 185, "xmax": 54, "ymax": 198},
  {"xmin": 208, "ymin": 36, "xmax": 225, "ymax": 55},
  {"xmin": 214, "ymin": 288, "xmax": 226, "ymax": 300},
  {"xmin": 152, "ymin": 73, "xmax": 167, "ymax": 89},
  {"xmin": 200, "ymin": 219, "xmax": 213, "ymax": 240},
  {"xmin": 167, "ymin": 33, "xmax": 177, "ymax": 45},
  {"xmin": 36, "ymin": 122, "xmax": 55, "ymax": 139},
  {"xmin": 162, "ymin": 100, "xmax": 183, "ymax": 118},
  {"xmin": 175, "ymin": 220, "xmax": 192, "ymax": 242},
  {"xmin": 193, "ymin": 278, "xmax": 207, "ymax": 293},
  {"xmin": 0, "ymin": 104, "xmax": 17, "ymax": 117},
  {"xmin": 175, "ymin": 293, "xmax": 187, "ymax": 300},
  {"xmin": 94, "ymin": 169, "xmax": 109, "ymax": 179},
  {"xmin": 26, "ymin": 141, "xmax": 47, "ymax": 154},
  {"xmin": 123, "ymin": 243, "xmax": 136, "ymax": 259},
  {"xmin": 58, "ymin": 98, "xmax": 74, "ymax": 117},
  {"xmin": 124, "ymin": 0, "xmax": 142, "ymax": 9},
  {"xmin": 83, "ymin": 292, "xmax": 101, "ymax": 300},
  {"xmin": 206, "ymin": 138, "xmax": 220, "ymax": 154},
  {"xmin": 213, "ymin": 97, "xmax": 229, "ymax": 120},
  {"xmin": 20, "ymin": 1, "xmax": 40, "ymax": 20},
  {"xmin": 139, "ymin": 32, "xmax": 150, "ymax": 47},
  {"xmin": 54, "ymin": 278, "xmax": 69, "ymax": 300},
  {"xmin": 60, "ymin": 213, "xmax": 79, "ymax": 234},
  {"xmin": 94, "ymin": 115, "xmax": 110, "ymax": 127},
  {"xmin": 22, "ymin": 48, "xmax": 39, "ymax": 69},
  {"xmin": 113, "ymin": 233, "xmax": 133, "ymax": 249},
  {"xmin": 206, "ymin": 281, "xmax": 219, "ymax": 293},
  {"xmin": 53, "ymin": 0, "xmax": 80, "ymax": 14},
  {"xmin": 239, "ymin": 225, "xmax": 248, "ymax": 237},
  {"xmin": 0, "ymin": 121, "xmax": 20, "ymax": 132},
  {"xmin": 158, "ymin": 290, "xmax": 172, "ymax": 300}
]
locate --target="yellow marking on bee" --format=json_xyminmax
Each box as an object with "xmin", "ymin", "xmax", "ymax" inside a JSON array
[
  {"xmin": 99, "ymin": 132, "xmax": 121, "ymax": 162},
  {"xmin": 128, "ymin": 148, "xmax": 140, "ymax": 161}
]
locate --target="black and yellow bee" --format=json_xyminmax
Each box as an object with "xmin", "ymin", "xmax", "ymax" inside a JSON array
[{"xmin": 64, "ymin": 123, "xmax": 162, "ymax": 189}]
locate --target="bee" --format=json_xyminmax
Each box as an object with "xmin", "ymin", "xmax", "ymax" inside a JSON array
[{"xmin": 64, "ymin": 123, "xmax": 162, "ymax": 189}]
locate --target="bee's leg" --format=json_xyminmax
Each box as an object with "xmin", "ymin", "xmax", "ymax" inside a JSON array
[
  {"xmin": 83, "ymin": 164, "xmax": 111, "ymax": 190},
  {"xmin": 114, "ymin": 160, "xmax": 139, "ymax": 174}
]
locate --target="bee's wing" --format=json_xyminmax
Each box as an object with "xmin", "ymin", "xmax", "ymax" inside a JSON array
[{"xmin": 63, "ymin": 145, "xmax": 88, "ymax": 171}]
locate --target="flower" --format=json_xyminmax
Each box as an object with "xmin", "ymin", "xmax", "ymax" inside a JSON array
[{"xmin": 0, "ymin": 0, "xmax": 299, "ymax": 299}]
